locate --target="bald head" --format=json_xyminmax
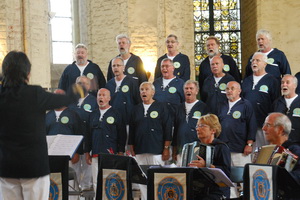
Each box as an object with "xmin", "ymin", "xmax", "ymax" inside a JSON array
[
  {"xmin": 226, "ymin": 81, "xmax": 241, "ymax": 102},
  {"xmin": 97, "ymin": 88, "xmax": 111, "ymax": 109}
]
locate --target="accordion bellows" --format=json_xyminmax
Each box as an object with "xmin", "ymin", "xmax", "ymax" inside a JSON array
[
  {"xmin": 253, "ymin": 144, "xmax": 298, "ymax": 172},
  {"xmin": 181, "ymin": 141, "xmax": 215, "ymax": 167}
]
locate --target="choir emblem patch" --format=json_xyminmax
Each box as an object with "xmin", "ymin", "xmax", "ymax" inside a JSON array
[
  {"xmin": 83, "ymin": 104, "xmax": 91, "ymax": 111},
  {"xmin": 219, "ymin": 83, "xmax": 227, "ymax": 91},
  {"xmin": 267, "ymin": 58, "xmax": 274, "ymax": 64},
  {"xmin": 232, "ymin": 111, "xmax": 241, "ymax": 119},
  {"xmin": 105, "ymin": 173, "xmax": 125, "ymax": 200},
  {"xmin": 49, "ymin": 179, "xmax": 59, "ymax": 200},
  {"xmin": 193, "ymin": 111, "xmax": 201, "ymax": 118},
  {"xmin": 174, "ymin": 62, "xmax": 181, "ymax": 69},
  {"xmin": 259, "ymin": 85, "xmax": 269, "ymax": 93},
  {"xmin": 223, "ymin": 64, "xmax": 230, "ymax": 72},
  {"xmin": 252, "ymin": 169, "xmax": 270, "ymax": 200},
  {"xmin": 121, "ymin": 85, "xmax": 129, "ymax": 93},
  {"xmin": 293, "ymin": 108, "xmax": 300, "ymax": 116},
  {"xmin": 127, "ymin": 67, "xmax": 135, "ymax": 74},
  {"xmin": 157, "ymin": 177, "xmax": 184, "ymax": 200},
  {"xmin": 87, "ymin": 73, "xmax": 94, "ymax": 79},
  {"xmin": 150, "ymin": 111, "xmax": 159, "ymax": 118},
  {"xmin": 61, "ymin": 116, "xmax": 69, "ymax": 124},
  {"xmin": 107, "ymin": 116, "xmax": 115, "ymax": 124},
  {"xmin": 169, "ymin": 87, "xmax": 177, "ymax": 94}
]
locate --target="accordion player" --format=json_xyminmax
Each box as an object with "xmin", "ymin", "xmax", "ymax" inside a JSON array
[{"xmin": 181, "ymin": 141, "xmax": 215, "ymax": 167}]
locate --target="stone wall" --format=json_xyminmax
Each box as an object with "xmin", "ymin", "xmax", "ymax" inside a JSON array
[
  {"xmin": 241, "ymin": 0, "xmax": 300, "ymax": 75},
  {"xmin": 1, "ymin": 0, "xmax": 300, "ymax": 87},
  {"xmin": 0, "ymin": 0, "xmax": 51, "ymax": 87},
  {"xmin": 85, "ymin": 0, "xmax": 194, "ymax": 82}
]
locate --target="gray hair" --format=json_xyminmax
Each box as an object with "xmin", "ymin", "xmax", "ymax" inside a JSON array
[
  {"xmin": 271, "ymin": 112, "xmax": 292, "ymax": 136},
  {"xmin": 252, "ymin": 52, "xmax": 268, "ymax": 63},
  {"xmin": 112, "ymin": 56, "xmax": 125, "ymax": 66},
  {"xmin": 75, "ymin": 43, "xmax": 87, "ymax": 50},
  {"xmin": 140, "ymin": 81, "xmax": 155, "ymax": 92},
  {"xmin": 116, "ymin": 34, "xmax": 131, "ymax": 44},
  {"xmin": 184, "ymin": 80, "xmax": 199, "ymax": 91},
  {"xmin": 256, "ymin": 29, "xmax": 272, "ymax": 43},
  {"xmin": 282, "ymin": 74, "xmax": 298, "ymax": 87},
  {"xmin": 160, "ymin": 58, "xmax": 174, "ymax": 67},
  {"xmin": 167, "ymin": 34, "xmax": 178, "ymax": 42}
]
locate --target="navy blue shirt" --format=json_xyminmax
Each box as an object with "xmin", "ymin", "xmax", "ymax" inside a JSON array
[
  {"xmin": 153, "ymin": 77, "xmax": 185, "ymax": 116},
  {"xmin": 201, "ymin": 73, "xmax": 235, "ymax": 114},
  {"xmin": 198, "ymin": 54, "xmax": 241, "ymax": 91},
  {"xmin": 282, "ymin": 140, "xmax": 300, "ymax": 185},
  {"xmin": 244, "ymin": 48, "xmax": 291, "ymax": 82},
  {"xmin": 154, "ymin": 53, "xmax": 191, "ymax": 82},
  {"xmin": 128, "ymin": 101, "xmax": 172, "ymax": 154},
  {"xmin": 58, "ymin": 60, "xmax": 106, "ymax": 96},
  {"xmin": 107, "ymin": 53, "xmax": 148, "ymax": 85},
  {"xmin": 273, "ymin": 95, "xmax": 300, "ymax": 143},
  {"xmin": 105, "ymin": 76, "xmax": 141, "ymax": 124},
  {"xmin": 68, "ymin": 94, "xmax": 98, "ymax": 153},
  {"xmin": 218, "ymin": 98, "xmax": 257, "ymax": 153},
  {"xmin": 173, "ymin": 100, "xmax": 209, "ymax": 154},
  {"xmin": 242, "ymin": 73, "xmax": 280, "ymax": 127},
  {"xmin": 85, "ymin": 107, "xmax": 126, "ymax": 155},
  {"xmin": 46, "ymin": 108, "xmax": 83, "ymax": 154}
]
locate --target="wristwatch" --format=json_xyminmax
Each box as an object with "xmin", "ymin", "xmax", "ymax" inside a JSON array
[
  {"xmin": 164, "ymin": 145, "xmax": 169, "ymax": 149},
  {"xmin": 247, "ymin": 143, "xmax": 253, "ymax": 147}
]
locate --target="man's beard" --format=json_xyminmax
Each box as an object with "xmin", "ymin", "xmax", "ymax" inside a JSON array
[
  {"xmin": 207, "ymin": 51, "xmax": 217, "ymax": 58},
  {"xmin": 76, "ymin": 58, "xmax": 86, "ymax": 65}
]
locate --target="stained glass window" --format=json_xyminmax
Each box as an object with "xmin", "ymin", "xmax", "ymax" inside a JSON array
[{"xmin": 194, "ymin": 0, "xmax": 241, "ymax": 74}]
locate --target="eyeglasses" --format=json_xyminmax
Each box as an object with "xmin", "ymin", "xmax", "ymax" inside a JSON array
[
  {"xmin": 263, "ymin": 123, "xmax": 278, "ymax": 128},
  {"xmin": 196, "ymin": 124, "xmax": 209, "ymax": 128},
  {"xmin": 112, "ymin": 64, "xmax": 123, "ymax": 67}
]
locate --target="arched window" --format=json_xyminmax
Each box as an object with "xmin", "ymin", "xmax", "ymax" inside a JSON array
[{"xmin": 194, "ymin": 0, "xmax": 241, "ymax": 74}]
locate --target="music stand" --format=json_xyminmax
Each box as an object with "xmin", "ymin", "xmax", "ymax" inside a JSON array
[
  {"xmin": 49, "ymin": 156, "xmax": 69, "ymax": 200},
  {"xmin": 147, "ymin": 167, "xmax": 226, "ymax": 200},
  {"xmin": 243, "ymin": 163, "xmax": 300, "ymax": 199},
  {"xmin": 96, "ymin": 154, "xmax": 147, "ymax": 200}
]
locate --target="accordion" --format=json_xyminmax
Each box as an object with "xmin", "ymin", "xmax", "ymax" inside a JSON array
[
  {"xmin": 181, "ymin": 141, "xmax": 215, "ymax": 167},
  {"xmin": 252, "ymin": 144, "xmax": 299, "ymax": 172}
]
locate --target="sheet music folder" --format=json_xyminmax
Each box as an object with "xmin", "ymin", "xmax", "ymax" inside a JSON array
[
  {"xmin": 98, "ymin": 153, "xmax": 148, "ymax": 184},
  {"xmin": 46, "ymin": 134, "xmax": 83, "ymax": 158}
]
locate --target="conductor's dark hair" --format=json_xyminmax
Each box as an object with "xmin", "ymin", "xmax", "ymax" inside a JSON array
[{"xmin": 2, "ymin": 51, "xmax": 31, "ymax": 87}]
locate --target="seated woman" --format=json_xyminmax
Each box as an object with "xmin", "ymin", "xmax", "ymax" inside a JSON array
[{"xmin": 188, "ymin": 114, "xmax": 231, "ymax": 199}]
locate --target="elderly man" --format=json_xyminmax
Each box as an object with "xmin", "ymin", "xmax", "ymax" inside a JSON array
[
  {"xmin": 262, "ymin": 112, "xmax": 300, "ymax": 184},
  {"xmin": 242, "ymin": 52, "xmax": 280, "ymax": 148},
  {"xmin": 68, "ymin": 76, "xmax": 98, "ymax": 191},
  {"xmin": 84, "ymin": 88, "xmax": 126, "ymax": 191},
  {"xmin": 198, "ymin": 36, "xmax": 241, "ymax": 90},
  {"xmin": 154, "ymin": 34, "xmax": 191, "ymax": 81},
  {"xmin": 218, "ymin": 81, "xmax": 257, "ymax": 198},
  {"xmin": 201, "ymin": 56, "xmax": 235, "ymax": 114},
  {"xmin": 58, "ymin": 43, "xmax": 106, "ymax": 96},
  {"xmin": 153, "ymin": 58, "xmax": 185, "ymax": 118},
  {"xmin": 244, "ymin": 29, "xmax": 291, "ymax": 81},
  {"xmin": 172, "ymin": 80, "xmax": 209, "ymax": 164},
  {"xmin": 129, "ymin": 82, "xmax": 172, "ymax": 200},
  {"xmin": 107, "ymin": 34, "xmax": 148, "ymax": 84},
  {"xmin": 218, "ymin": 81, "xmax": 256, "ymax": 163},
  {"xmin": 105, "ymin": 57, "xmax": 141, "ymax": 125},
  {"xmin": 272, "ymin": 75, "xmax": 300, "ymax": 143}
]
